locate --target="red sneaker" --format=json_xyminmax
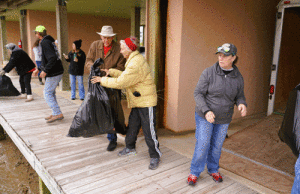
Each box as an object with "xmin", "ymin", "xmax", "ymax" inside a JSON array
[
  {"xmin": 209, "ymin": 172, "xmax": 223, "ymax": 183},
  {"xmin": 187, "ymin": 174, "xmax": 198, "ymax": 186}
]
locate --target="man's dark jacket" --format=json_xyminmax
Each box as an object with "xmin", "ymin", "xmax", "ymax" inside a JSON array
[
  {"xmin": 40, "ymin": 35, "xmax": 64, "ymax": 77},
  {"xmin": 278, "ymin": 84, "xmax": 300, "ymax": 158},
  {"xmin": 4, "ymin": 47, "xmax": 35, "ymax": 75}
]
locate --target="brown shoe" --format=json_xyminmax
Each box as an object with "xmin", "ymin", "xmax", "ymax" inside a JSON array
[
  {"xmin": 46, "ymin": 114, "xmax": 64, "ymax": 123},
  {"xmin": 45, "ymin": 115, "xmax": 53, "ymax": 120}
]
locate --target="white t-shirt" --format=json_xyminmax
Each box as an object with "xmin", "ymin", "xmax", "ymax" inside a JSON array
[{"xmin": 33, "ymin": 46, "xmax": 42, "ymax": 61}]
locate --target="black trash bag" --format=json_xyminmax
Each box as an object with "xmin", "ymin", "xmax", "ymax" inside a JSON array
[
  {"xmin": 104, "ymin": 87, "xmax": 127, "ymax": 135},
  {"xmin": 68, "ymin": 58, "xmax": 114, "ymax": 137},
  {"xmin": 68, "ymin": 58, "xmax": 127, "ymax": 137},
  {"xmin": 278, "ymin": 84, "xmax": 300, "ymax": 158},
  {"xmin": 0, "ymin": 75, "xmax": 20, "ymax": 96}
]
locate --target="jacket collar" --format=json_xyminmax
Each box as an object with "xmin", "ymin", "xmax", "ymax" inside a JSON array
[
  {"xmin": 127, "ymin": 51, "xmax": 139, "ymax": 61},
  {"xmin": 214, "ymin": 62, "xmax": 239, "ymax": 77},
  {"xmin": 99, "ymin": 40, "xmax": 117, "ymax": 59}
]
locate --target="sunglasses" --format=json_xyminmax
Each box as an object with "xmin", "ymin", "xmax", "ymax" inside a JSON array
[{"xmin": 217, "ymin": 44, "xmax": 231, "ymax": 53}]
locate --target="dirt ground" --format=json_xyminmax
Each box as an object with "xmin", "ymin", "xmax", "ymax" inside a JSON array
[{"xmin": 0, "ymin": 136, "xmax": 39, "ymax": 194}]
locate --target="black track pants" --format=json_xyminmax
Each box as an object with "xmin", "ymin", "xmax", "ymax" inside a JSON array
[{"xmin": 125, "ymin": 106, "xmax": 162, "ymax": 158}]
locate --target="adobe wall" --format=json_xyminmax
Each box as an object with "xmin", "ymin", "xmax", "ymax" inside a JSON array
[
  {"xmin": 165, "ymin": 0, "xmax": 279, "ymax": 132},
  {"xmin": 26, "ymin": 10, "xmax": 130, "ymax": 73}
]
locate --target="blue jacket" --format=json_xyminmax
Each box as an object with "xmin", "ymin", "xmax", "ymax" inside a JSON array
[{"xmin": 194, "ymin": 62, "xmax": 247, "ymax": 124}]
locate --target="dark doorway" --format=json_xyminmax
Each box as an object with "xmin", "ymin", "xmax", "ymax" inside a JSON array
[{"xmin": 275, "ymin": 7, "xmax": 300, "ymax": 113}]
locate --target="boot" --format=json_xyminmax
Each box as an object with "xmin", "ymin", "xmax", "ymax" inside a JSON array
[
  {"xmin": 19, "ymin": 93, "xmax": 27, "ymax": 99},
  {"xmin": 25, "ymin": 95, "xmax": 34, "ymax": 102}
]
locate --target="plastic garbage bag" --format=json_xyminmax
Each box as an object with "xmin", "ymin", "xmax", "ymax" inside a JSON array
[
  {"xmin": 68, "ymin": 58, "xmax": 127, "ymax": 137},
  {"xmin": 0, "ymin": 75, "xmax": 20, "ymax": 96},
  {"xmin": 278, "ymin": 84, "xmax": 300, "ymax": 157},
  {"xmin": 104, "ymin": 87, "xmax": 127, "ymax": 135}
]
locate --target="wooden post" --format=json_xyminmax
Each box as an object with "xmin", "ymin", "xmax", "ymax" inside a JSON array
[
  {"xmin": 19, "ymin": 10, "xmax": 28, "ymax": 53},
  {"xmin": 0, "ymin": 125, "xmax": 6, "ymax": 140},
  {"xmin": 0, "ymin": 16, "xmax": 8, "ymax": 67},
  {"xmin": 39, "ymin": 177, "xmax": 51, "ymax": 194},
  {"xmin": 146, "ymin": 0, "xmax": 168, "ymax": 128},
  {"xmin": 56, "ymin": 0, "xmax": 69, "ymax": 91}
]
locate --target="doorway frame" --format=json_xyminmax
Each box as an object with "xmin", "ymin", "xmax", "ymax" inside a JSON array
[{"xmin": 267, "ymin": 2, "xmax": 300, "ymax": 115}]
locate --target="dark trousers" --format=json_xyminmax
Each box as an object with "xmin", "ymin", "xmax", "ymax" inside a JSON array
[
  {"xmin": 19, "ymin": 72, "xmax": 32, "ymax": 95},
  {"xmin": 125, "ymin": 106, "xmax": 162, "ymax": 158}
]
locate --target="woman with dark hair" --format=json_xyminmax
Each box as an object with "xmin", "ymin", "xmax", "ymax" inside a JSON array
[
  {"xmin": 0, "ymin": 43, "xmax": 36, "ymax": 102},
  {"xmin": 32, "ymin": 39, "xmax": 43, "ymax": 85},
  {"xmin": 187, "ymin": 43, "xmax": 247, "ymax": 185},
  {"xmin": 63, "ymin": 39, "xmax": 86, "ymax": 100}
]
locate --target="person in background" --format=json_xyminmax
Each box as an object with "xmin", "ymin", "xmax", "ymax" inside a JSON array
[
  {"xmin": 0, "ymin": 43, "xmax": 36, "ymax": 102},
  {"xmin": 187, "ymin": 43, "xmax": 247, "ymax": 185},
  {"xmin": 63, "ymin": 39, "xmax": 86, "ymax": 100},
  {"xmin": 86, "ymin": 25, "xmax": 126, "ymax": 152},
  {"xmin": 278, "ymin": 84, "xmax": 300, "ymax": 194},
  {"xmin": 33, "ymin": 25, "xmax": 64, "ymax": 123},
  {"xmin": 32, "ymin": 39, "xmax": 43, "ymax": 85},
  {"xmin": 91, "ymin": 37, "xmax": 161, "ymax": 170}
]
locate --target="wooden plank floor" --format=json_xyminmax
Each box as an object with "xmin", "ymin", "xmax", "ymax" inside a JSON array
[{"xmin": 0, "ymin": 77, "xmax": 259, "ymax": 194}]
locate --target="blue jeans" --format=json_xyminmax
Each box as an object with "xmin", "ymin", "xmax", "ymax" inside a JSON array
[
  {"xmin": 292, "ymin": 156, "xmax": 300, "ymax": 194},
  {"xmin": 107, "ymin": 133, "xmax": 117, "ymax": 142},
  {"xmin": 69, "ymin": 74, "xmax": 85, "ymax": 99},
  {"xmin": 190, "ymin": 112, "xmax": 229, "ymax": 177},
  {"xmin": 44, "ymin": 74, "xmax": 63, "ymax": 116},
  {"xmin": 36, "ymin": 61, "xmax": 42, "ymax": 77}
]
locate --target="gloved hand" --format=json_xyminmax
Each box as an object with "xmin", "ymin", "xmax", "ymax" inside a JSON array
[{"xmin": 0, "ymin": 70, "xmax": 5, "ymax": 76}]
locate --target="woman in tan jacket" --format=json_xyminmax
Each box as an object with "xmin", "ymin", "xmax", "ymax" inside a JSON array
[{"xmin": 91, "ymin": 37, "xmax": 161, "ymax": 170}]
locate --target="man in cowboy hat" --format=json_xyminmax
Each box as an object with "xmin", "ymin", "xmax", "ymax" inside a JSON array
[{"xmin": 86, "ymin": 25, "xmax": 126, "ymax": 151}]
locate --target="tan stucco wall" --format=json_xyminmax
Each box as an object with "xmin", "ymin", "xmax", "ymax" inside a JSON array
[
  {"xmin": 26, "ymin": 10, "xmax": 130, "ymax": 73},
  {"xmin": 165, "ymin": 0, "xmax": 279, "ymax": 132},
  {"xmin": 165, "ymin": 0, "xmax": 184, "ymax": 131}
]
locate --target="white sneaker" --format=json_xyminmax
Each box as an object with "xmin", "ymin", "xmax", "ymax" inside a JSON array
[
  {"xmin": 25, "ymin": 95, "xmax": 33, "ymax": 102},
  {"xmin": 19, "ymin": 93, "xmax": 27, "ymax": 99}
]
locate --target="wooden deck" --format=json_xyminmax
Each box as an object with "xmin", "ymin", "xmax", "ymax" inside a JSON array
[{"xmin": 0, "ymin": 77, "xmax": 259, "ymax": 194}]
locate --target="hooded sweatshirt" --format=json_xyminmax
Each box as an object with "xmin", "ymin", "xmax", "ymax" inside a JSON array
[
  {"xmin": 3, "ymin": 45, "xmax": 35, "ymax": 76},
  {"xmin": 194, "ymin": 62, "xmax": 247, "ymax": 124},
  {"xmin": 40, "ymin": 35, "xmax": 64, "ymax": 77}
]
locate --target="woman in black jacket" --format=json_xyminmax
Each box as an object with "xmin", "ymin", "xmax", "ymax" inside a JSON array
[
  {"xmin": 0, "ymin": 43, "xmax": 36, "ymax": 102},
  {"xmin": 63, "ymin": 39, "xmax": 86, "ymax": 100}
]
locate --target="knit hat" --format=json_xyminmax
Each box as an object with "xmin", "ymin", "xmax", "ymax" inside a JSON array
[
  {"xmin": 121, "ymin": 37, "xmax": 138, "ymax": 51},
  {"xmin": 73, "ymin": 39, "xmax": 82, "ymax": 49}
]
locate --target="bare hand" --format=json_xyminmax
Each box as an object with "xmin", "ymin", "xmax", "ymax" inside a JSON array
[
  {"xmin": 63, "ymin": 53, "xmax": 69, "ymax": 60},
  {"xmin": 32, "ymin": 69, "xmax": 39, "ymax": 77},
  {"xmin": 205, "ymin": 111, "xmax": 215, "ymax": 123},
  {"xmin": 91, "ymin": 76, "xmax": 101, "ymax": 84},
  {"xmin": 238, "ymin": 104, "xmax": 247, "ymax": 117},
  {"xmin": 74, "ymin": 57, "xmax": 78, "ymax": 62},
  {"xmin": 40, "ymin": 71, "xmax": 47, "ymax": 78},
  {"xmin": 101, "ymin": 69, "xmax": 109, "ymax": 77}
]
